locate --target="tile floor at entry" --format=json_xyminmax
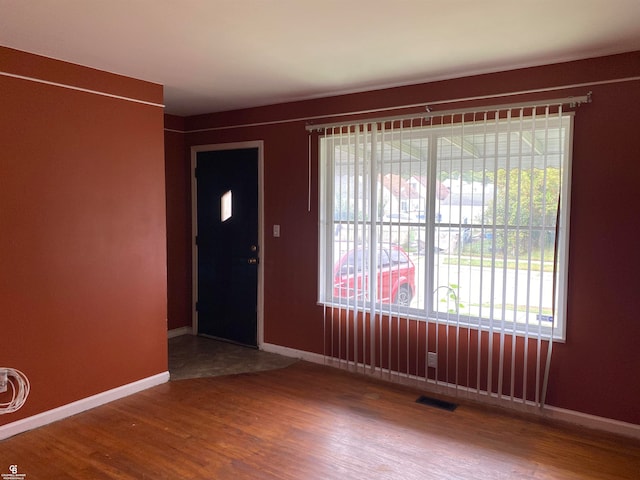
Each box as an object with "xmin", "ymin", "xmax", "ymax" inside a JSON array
[{"xmin": 168, "ymin": 334, "xmax": 298, "ymax": 380}]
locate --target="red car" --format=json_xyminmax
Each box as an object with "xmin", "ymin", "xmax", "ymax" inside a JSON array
[{"xmin": 333, "ymin": 244, "xmax": 415, "ymax": 306}]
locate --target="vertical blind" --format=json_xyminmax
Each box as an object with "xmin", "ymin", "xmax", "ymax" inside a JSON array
[{"xmin": 313, "ymin": 98, "xmax": 582, "ymax": 406}]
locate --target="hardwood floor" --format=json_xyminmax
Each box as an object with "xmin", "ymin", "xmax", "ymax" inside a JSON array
[{"xmin": 1, "ymin": 361, "xmax": 639, "ymax": 479}]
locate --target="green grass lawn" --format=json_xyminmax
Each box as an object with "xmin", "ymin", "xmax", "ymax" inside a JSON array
[{"xmin": 442, "ymin": 255, "xmax": 555, "ymax": 272}]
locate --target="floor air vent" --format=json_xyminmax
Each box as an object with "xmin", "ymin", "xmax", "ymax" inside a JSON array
[{"xmin": 416, "ymin": 395, "xmax": 457, "ymax": 411}]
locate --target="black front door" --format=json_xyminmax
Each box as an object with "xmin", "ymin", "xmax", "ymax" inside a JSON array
[{"xmin": 196, "ymin": 147, "xmax": 258, "ymax": 347}]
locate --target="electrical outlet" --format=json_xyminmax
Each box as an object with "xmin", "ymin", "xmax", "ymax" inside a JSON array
[
  {"xmin": 427, "ymin": 352, "xmax": 438, "ymax": 369},
  {"xmin": 0, "ymin": 369, "xmax": 7, "ymax": 394}
]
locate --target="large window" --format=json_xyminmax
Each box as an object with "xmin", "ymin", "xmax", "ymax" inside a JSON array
[{"xmin": 318, "ymin": 106, "xmax": 573, "ymax": 340}]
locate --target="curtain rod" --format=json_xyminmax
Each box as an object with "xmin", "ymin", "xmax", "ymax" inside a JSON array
[
  {"xmin": 305, "ymin": 93, "xmax": 591, "ymax": 132},
  {"xmin": 178, "ymin": 75, "xmax": 638, "ymax": 134},
  {"xmin": 425, "ymin": 92, "xmax": 591, "ymax": 118}
]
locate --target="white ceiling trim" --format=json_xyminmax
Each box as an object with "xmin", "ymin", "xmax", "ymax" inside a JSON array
[{"xmin": 1, "ymin": 0, "xmax": 639, "ymax": 116}]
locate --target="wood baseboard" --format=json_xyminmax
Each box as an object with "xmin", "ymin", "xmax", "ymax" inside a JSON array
[
  {"xmin": 0, "ymin": 371, "xmax": 169, "ymax": 440},
  {"xmin": 261, "ymin": 342, "xmax": 325, "ymax": 364},
  {"xmin": 168, "ymin": 326, "xmax": 193, "ymax": 338}
]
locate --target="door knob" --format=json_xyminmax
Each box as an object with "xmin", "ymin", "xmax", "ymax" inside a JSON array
[{"xmin": 247, "ymin": 258, "xmax": 258, "ymax": 265}]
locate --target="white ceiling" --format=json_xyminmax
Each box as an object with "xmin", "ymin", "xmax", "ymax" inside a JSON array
[{"xmin": 2, "ymin": 0, "xmax": 640, "ymax": 116}]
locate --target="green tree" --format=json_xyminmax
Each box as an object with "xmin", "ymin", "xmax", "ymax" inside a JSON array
[{"xmin": 485, "ymin": 168, "xmax": 560, "ymax": 256}]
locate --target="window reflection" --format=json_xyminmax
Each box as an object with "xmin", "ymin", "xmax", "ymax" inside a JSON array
[{"xmin": 221, "ymin": 190, "xmax": 232, "ymax": 222}]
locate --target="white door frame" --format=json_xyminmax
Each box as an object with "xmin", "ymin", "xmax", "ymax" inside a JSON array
[{"xmin": 190, "ymin": 141, "xmax": 265, "ymax": 347}]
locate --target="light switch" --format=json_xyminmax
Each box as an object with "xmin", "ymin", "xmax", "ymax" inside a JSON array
[{"xmin": 273, "ymin": 224, "xmax": 280, "ymax": 237}]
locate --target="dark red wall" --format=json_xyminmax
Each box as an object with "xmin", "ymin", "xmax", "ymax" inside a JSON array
[
  {"xmin": 0, "ymin": 47, "xmax": 167, "ymax": 425},
  {"xmin": 165, "ymin": 51, "xmax": 640, "ymax": 425},
  {"xmin": 164, "ymin": 115, "xmax": 191, "ymax": 330}
]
